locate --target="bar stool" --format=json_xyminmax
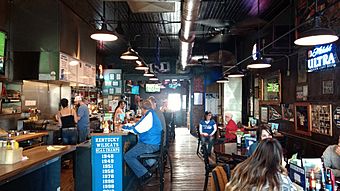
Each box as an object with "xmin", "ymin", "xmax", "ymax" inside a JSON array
[{"xmin": 138, "ymin": 130, "xmax": 165, "ymax": 190}]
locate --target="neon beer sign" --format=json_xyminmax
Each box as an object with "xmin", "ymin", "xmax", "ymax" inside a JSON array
[{"xmin": 307, "ymin": 44, "xmax": 338, "ymax": 72}]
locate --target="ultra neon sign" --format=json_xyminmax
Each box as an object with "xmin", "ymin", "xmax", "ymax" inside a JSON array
[{"xmin": 307, "ymin": 44, "xmax": 338, "ymax": 72}]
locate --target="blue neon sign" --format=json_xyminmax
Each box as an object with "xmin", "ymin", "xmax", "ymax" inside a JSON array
[{"xmin": 307, "ymin": 44, "xmax": 338, "ymax": 72}]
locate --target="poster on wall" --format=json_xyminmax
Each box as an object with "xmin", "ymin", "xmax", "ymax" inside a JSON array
[
  {"xmin": 260, "ymin": 106, "xmax": 268, "ymax": 123},
  {"xmin": 59, "ymin": 53, "xmax": 69, "ymax": 81},
  {"xmin": 333, "ymin": 106, "xmax": 340, "ymax": 128},
  {"xmin": 294, "ymin": 102, "xmax": 311, "ymax": 136},
  {"xmin": 205, "ymin": 93, "xmax": 218, "ymax": 115},
  {"xmin": 268, "ymin": 106, "xmax": 282, "ymax": 121},
  {"xmin": 322, "ymin": 80, "xmax": 334, "ymax": 95},
  {"xmin": 281, "ymin": 104, "xmax": 295, "ymax": 122},
  {"xmin": 311, "ymin": 104, "xmax": 332, "ymax": 136}
]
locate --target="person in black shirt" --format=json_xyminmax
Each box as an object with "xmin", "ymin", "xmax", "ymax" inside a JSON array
[{"xmin": 57, "ymin": 98, "xmax": 78, "ymax": 144}]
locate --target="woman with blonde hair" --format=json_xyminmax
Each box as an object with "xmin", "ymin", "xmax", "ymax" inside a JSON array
[{"xmin": 225, "ymin": 138, "xmax": 296, "ymax": 191}]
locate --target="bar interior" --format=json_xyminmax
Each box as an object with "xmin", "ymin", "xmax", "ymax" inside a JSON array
[{"xmin": 0, "ymin": 0, "xmax": 339, "ymax": 191}]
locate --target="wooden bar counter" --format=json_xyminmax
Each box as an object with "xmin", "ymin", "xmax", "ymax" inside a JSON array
[{"xmin": 0, "ymin": 145, "xmax": 75, "ymax": 190}]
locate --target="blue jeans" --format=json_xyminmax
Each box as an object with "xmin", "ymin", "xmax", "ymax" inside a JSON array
[
  {"xmin": 201, "ymin": 136, "xmax": 214, "ymax": 155},
  {"xmin": 62, "ymin": 127, "xmax": 78, "ymax": 145},
  {"xmin": 124, "ymin": 142, "xmax": 159, "ymax": 178},
  {"xmin": 78, "ymin": 126, "xmax": 89, "ymax": 143}
]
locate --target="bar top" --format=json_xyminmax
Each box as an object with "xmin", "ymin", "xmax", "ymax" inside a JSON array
[
  {"xmin": 91, "ymin": 131, "xmax": 130, "ymax": 136},
  {"xmin": 0, "ymin": 145, "xmax": 75, "ymax": 183}
]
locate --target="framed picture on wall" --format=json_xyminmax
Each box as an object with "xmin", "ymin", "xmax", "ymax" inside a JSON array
[
  {"xmin": 194, "ymin": 92, "xmax": 203, "ymax": 105},
  {"xmin": 116, "ymin": 73, "xmax": 121, "ymax": 80},
  {"xmin": 109, "ymin": 73, "xmax": 115, "ymax": 80},
  {"xmin": 108, "ymin": 88, "xmax": 114, "ymax": 95},
  {"xmin": 260, "ymin": 106, "xmax": 268, "ymax": 123},
  {"xmin": 322, "ymin": 80, "xmax": 333, "ymax": 95},
  {"xmin": 281, "ymin": 104, "xmax": 295, "ymax": 122},
  {"xmin": 310, "ymin": 104, "xmax": 332, "ymax": 136},
  {"xmin": 112, "ymin": 81, "xmax": 119, "ymax": 87},
  {"xmin": 294, "ymin": 102, "xmax": 311, "ymax": 136}
]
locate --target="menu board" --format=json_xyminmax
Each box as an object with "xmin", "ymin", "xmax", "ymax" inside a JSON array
[
  {"xmin": 59, "ymin": 52, "xmax": 96, "ymax": 86},
  {"xmin": 59, "ymin": 53, "xmax": 69, "ymax": 81},
  {"xmin": 92, "ymin": 135, "xmax": 123, "ymax": 191}
]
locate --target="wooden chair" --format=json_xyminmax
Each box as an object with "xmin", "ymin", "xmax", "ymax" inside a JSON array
[
  {"xmin": 196, "ymin": 125, "xmax": 202, "ymax": 156},
  {"xmin": 164, "ymin": 123, "xmax": 173, "ymax": 182},
  {"xmin": 210, "ymin": 164, "xmax": 230, "ymax": 191},
  {"xmin": 202, "ymin": 143, "xmax": 216, "ymax": 191}
]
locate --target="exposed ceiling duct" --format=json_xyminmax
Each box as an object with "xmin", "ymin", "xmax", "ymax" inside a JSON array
[{"xmin": 179, "ymin": 0, "xmax": 201, "ymax": 69}]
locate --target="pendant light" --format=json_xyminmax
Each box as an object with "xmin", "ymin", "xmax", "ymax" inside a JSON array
[
  {"xmin": 216, "ymin": 77, "xmax": 229, "ymax": 83},
  {"xmin": 228, "ymin": 70, "xmax": 245, "ymax": 78},
  {"xmin": 247, "ymin": 0, "xmax": 271, "ymax": 69},
  {"xmin": 247, "ymin": 58, "xmax": 271, "ymax": 69},
  {"xmin": 294, "ymin": 0, "xmax": 338, "ymax": 46},
  {"xmin": 120, "ymin": 47, "xmax": 138, "ymax": 60},
  {"xmin": 90, "ymin": 2, "xmax": 118, "ymax": 42},
  {"xmin": 135, "ymin": 60, "xmax": 149, "ymax": 70},
  {"xmin": 149, "ymin": 76, "xmax": 159, "ymax": 81},
  {"xmin": 143, "ymin": 69, "xmax": 154, "ymax": 77},
  {"xmin": 294, "ymin": 16, "xmax": 338, "ymax": 46}
]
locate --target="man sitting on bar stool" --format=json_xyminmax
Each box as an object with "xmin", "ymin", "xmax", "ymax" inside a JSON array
[{"xmin": 123, "ymin": 99, "xmax": 162, "ymax": 184}]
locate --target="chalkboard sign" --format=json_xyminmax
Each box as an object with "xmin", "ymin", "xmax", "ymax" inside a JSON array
[{"xmin": 92, "ymin": 135, "xmax": 123, "ymax": 191}]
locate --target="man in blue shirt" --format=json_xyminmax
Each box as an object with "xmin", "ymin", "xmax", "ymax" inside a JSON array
[
  {"xmin": 123, "ymin": 99, "xmax": 162, "ymax": 184},
  {"xmin": 75, "ymin": 96, "xmax": 89, "ymax": 143}
]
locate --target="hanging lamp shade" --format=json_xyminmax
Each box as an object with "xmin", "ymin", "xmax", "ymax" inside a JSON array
[
  {"xmin": 90, "ymin": 24, "xmax": 118, "ymax": 41},
  {"xmin": 294, "ymin": 16, "xmax": 338, "ymax": 46},
  {"xmin": 149, "ymin": 77, "xmax": 159, "ymax": 81},
  {"xmin": 228, "ymin": 70, "xmax": 245, "ymax": 78},
  {"xmin": 120, "ymin": 48, "xmax": 138, "ymax": 60},
  {"xmin": 143, "ymin": 72, "xmax": 154, "ymax": 77},
  {"xmin": 216, "ymin": 77, "xmax": 229, "ymax": 83},
  {"xmin": 135, "ymin": 60, "xmax": 149, "ymax": 70},
  {"xmin": 247, "ymin": 58, "xmax": 271, "ymax": 69}
]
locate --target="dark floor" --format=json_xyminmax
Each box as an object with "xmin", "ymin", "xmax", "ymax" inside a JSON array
[{"xmin": 61, "ymin": 127, "xmax": 207, "ymax": 191}]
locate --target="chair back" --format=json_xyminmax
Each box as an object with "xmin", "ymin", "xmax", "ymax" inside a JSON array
[
  {"xmin": 196, "ymin": 125, "xmax": 201, "ymax": 141},
  {"xmin": 210, "ymin": 165, "xmax": 229, "ymax": 191}
]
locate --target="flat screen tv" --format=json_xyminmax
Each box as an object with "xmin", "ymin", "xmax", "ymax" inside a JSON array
[
  {"xmin": 145, "ymin": 84, "xmax": 160, "ymax": 93},
  {"xmin": 0, "ymin": 31, "xmax": 6, "ymax": 75},
  {"xmin": 131, "ymin": 85, "xmax": 139, "ymax": 95}
]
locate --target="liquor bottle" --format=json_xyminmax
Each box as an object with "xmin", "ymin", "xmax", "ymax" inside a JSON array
[
  {"xmin": 309, "ymin": 169, "xmax": 317, "ymax": 191},
  {"xmin": 325, "ymin": 169, "xmax": 333, "ymax": 191}
]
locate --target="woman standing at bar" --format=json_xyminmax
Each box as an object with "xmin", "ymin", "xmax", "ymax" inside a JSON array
[
  {"xmin": 199, "ymin": 111, "xmax": 217, "ymax": 155},
  {"xmin": 113, "ymin": 100, "xmax": 126, "ymax": 123},
  {"xmin": 57, "ymin": 98, "xmax": 78, "ymax": 144},
  {"xmin": 225, "ymin": 138, "xmax": 296, "ymax": 191}
]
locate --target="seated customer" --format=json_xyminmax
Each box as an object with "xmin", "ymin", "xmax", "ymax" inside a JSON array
[
  {"xmin": 322, "ymin": 136, "xmax": 340, "ymax": 177},
  {"xmin": 225, "ymin": 138, "xmax": 296, "ymax": 191},
  {"xmin": 123, "ymin": 100, "xmax": 162, "ymax": 184},
  {"xmin": 224, "ymin": 113, "xmax": 238, "ymax": 142},
  {"xmin": 246, "ymin": 125, "xmax": 273, "ymax": 157},
  {"xmin": 199, "ymin": 111, "xmax": 217, "ymax": 155}
]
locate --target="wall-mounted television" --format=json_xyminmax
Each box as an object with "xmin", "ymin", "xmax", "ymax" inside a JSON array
[
  {"xmin": 131, "ymin": 85, "xmax": 139, "ymax": 95},
  {"xmin": 0, "ymin": 31, "xmax": 6, "ymax": 75},
  {"xmin": 145, "ymin": 84, "xmax": 160, "ymax": 93}
]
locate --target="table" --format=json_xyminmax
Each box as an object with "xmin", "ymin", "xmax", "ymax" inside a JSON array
[
  {"xmin": 0, "ymin": 145, "xmax": 75, "ymax": 190},
  {"xmin": 214, "ymin": 142, "xmax": 248, "ymax": 157}
]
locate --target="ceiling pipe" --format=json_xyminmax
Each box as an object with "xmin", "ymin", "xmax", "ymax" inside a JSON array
[{"xmin": 179, "ymin": 0, "xmax": 201, "ymax": 70}]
